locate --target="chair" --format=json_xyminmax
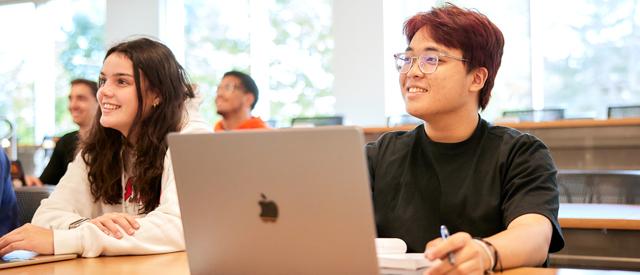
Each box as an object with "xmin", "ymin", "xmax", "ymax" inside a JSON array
[
  {"xmin": 291, "ymin": 116, "xmax": 344, "ymax": 127},
  {"xmin": 386, "ymin": 114, "xmax": 423, "ymax": 127},
  {"xmin": 607, "ymin": 105, "xmax": 640, "ymax": 119},
  {"xmin": 502, "ymin": 109, "xmax": 564, "ymax": 122},
  {"xmin": 14, "ymin": 185, "xmax": 55, "ymax": 226},
  {"xmin": 557, "ymin": 170, "xmax": 640, "ymax": 204}
]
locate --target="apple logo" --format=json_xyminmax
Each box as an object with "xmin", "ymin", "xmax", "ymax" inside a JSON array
[{"xmin": 259, "ymin": 193, "xmax": 278, "ymax": 222}]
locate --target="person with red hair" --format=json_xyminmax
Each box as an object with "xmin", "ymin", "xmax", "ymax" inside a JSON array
[{"xmin": 367, "ymin": 4, "xmax": 564, "ymax": 274}]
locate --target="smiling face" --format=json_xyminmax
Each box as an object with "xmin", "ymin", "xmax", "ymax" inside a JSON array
[
  {"xmin": 215, "ymin": 75, "xmax": 253, "ymax": 117},
  {"xmin": 68, "ymin": 83, "xmax": 98, "ymax": 129},
  {"xmin": 400, "ymin": 27, "xmax": 485, "ymax": 121},
  {"xmin": 97, "ymin": 52, "xmax": 158, "ymax": 137}
]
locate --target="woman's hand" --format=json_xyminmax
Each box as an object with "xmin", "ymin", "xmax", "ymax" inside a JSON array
[
  {"xmin": 90, "ymin": 213, "xmax": 140, "ymax": 239},
  {"xmin": 0, "ymin": 224, "xmax": 54, "ymax": 257},
  {"xmin": 423, "ymin": 232, "xmax": 490, "ymax": 275}
]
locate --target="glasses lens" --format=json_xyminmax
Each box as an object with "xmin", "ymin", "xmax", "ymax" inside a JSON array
[
  {"xmin": 217, "ymin": 84, "xmax": 232, "ymax": 93},
  {"xmin": 394, "ymin": 54, "xmax": 412, "ymax": 73},
  {"xmin": 419, "ymin": 55, "xmax": 438, "ymax": 74}
]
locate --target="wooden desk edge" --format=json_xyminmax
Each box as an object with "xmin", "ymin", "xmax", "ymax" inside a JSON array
[
  {"xmin": 495, "ymin": 118, "xmax": 640, "ymax": 129},
  {"xmin": 363, "ymin": 118, "xmax": 640, "ymax": 133},
  {"xmin": 559, "ymin": 218, "xmax": 640, "ymax": 230}
]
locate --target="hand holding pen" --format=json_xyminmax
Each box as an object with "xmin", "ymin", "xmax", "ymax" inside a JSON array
[{"xmin": 425, "ymin": 227, "xmax": 490, "ymax": 274}]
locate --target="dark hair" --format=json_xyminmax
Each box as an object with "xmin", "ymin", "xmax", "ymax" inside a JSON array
[
  {"xmin": 403, "ymin": 3, "xmax": 504, "ymax": 110},
  {"xmin": 223, "ymin": 70, "xmax": 259, "ymax": 110},
  {"xmin": 70, "ymin": 78, "xmax": 98, "ymax": 97},
  {"xmin": 81, "ymin": 37, "xmax": 194, "ymax": 214}
]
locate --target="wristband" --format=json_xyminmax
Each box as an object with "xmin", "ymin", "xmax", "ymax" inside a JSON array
[
  {"xmin": 472, "ymin": 238, "xmax": 494, "ymax": 273},
  {"xmin": 476, "ymin": 238, "xmax": 501, "ymax": 272}
]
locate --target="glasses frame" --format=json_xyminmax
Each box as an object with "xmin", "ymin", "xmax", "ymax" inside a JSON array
[
  {"xmin": 393, "ymin": 51, "xmax": 468, "ymax": 74},
  {"xmin": 216, "ymin": 83, "xmax": 244, "ymax": 94}
]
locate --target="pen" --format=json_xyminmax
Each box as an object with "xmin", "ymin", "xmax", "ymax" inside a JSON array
[{"xmin": 440, "ymin": 225, "xmax": 455, "ymax": 265}]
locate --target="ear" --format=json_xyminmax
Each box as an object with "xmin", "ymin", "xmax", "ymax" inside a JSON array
[
  {"xmin": 152, "ymin": 94, "xmax": 161, "ymax": 107},
  {"xmin": 243, "ymin": 93, "xmax": 255, "ymax": 109},
  {"xmin": 469, "ymin": 67, "xmax": 488, "ymax": 93}
]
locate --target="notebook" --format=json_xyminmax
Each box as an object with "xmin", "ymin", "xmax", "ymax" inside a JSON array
[
  {"xmin": 168, "ymin": 127, "xmax": 380, "ymax": 275},
  {"xmin": 375, "ymin": 238, "xmax": 433, "ymax": 270},
  {"xmin": 0, "ymin": 250, "xmax": 77, "ymax": 269}
]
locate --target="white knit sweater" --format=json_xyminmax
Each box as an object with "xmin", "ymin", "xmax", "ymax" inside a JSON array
[{"xmin": 32, "ymin": 98, "xmax": 210, "ymax": 257}]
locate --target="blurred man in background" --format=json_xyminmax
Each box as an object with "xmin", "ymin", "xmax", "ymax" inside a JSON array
[
  {"xmin": 25, "ymin": 79, "xmax": 98, "ymax": 186},
  {"xmin": 213, "ymin": 71, "xmax": 267, "ymax": 131}
]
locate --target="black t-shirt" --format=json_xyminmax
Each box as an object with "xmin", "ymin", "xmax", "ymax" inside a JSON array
[
  {"xmin": 366, "ymin": 117, "xmax": 564, "ymax": 253},
  {"xmin": 39, "ymin": 131, "xmax": 79, "ymax": 185}
]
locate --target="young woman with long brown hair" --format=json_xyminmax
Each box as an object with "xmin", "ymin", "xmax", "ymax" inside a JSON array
[{"xmin": 0, "ymin": 37, "xmax": 209, "ymax": 257}]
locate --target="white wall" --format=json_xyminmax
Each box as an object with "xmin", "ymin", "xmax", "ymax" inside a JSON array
[
  {"xmin": 105, "ymin": 0, "xmax": 161, "ymax": 45},
  {"xmin": 332, "ymin": 0, "xmax": 386, "ymax": 126},
  {"xmin": 105, "ymin": 0, "xmax": 185, "ymax": 61}
]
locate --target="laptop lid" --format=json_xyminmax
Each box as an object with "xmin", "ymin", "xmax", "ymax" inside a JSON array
[{"xmin": 168, "ymin": 127, "xmax": 379, "ymax": 275}]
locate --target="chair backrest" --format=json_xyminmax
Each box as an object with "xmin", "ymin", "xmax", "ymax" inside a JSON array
[
  {"xmin": 14, "ymin": 186, "xmax": 55, "ymax": 226},
  {"xmin": 386, "ymin": 114, "xmax": 423, "ymax": 127},
  {"xmin": 291, "ymin": 116, "xmax": 344, "ymax": 127},
  {"xmin": 556, "ymin": 170, "xmax": 640, "ymax": 204},
  {"xmin": 607, "ymin": 105, "xmax": 640, "ymax": 119},
  {"xmin": 502, "ymin": 109, "xmax": 564, "ymax": 122}
]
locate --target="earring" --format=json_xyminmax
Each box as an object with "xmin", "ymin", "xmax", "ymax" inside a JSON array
[{"xmin": 153, "ymin": 102, "xmax": 158, "ymax": 108}]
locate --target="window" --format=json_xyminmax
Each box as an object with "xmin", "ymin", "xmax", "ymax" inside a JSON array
[
  {"xmin": 0, "ymin": 3, "xmax": 38, "ymax": 145},
  {"xmin": 184, "ymin": 0, "xmax": 334, "ymax": 127},
  {"xmin": 537, "ymin": 0, "xmax": 640, "ymax": 118},
  {"xmin": 0, "ymin": 0, "xmax": 104, "ymax": 145},
  {"xmin": 54, "ymin": 1, "xmax": 105, "ymax": 133}
]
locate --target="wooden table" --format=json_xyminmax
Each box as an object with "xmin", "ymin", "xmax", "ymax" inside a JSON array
[
  {"xmin": 0, "ymin": 252, "xmax": 190, "ymax": 275},
  {"xmin": 3, "ymin": 204, "xmax": 639, "ymax": 274},
  {"xmin": 559, "ymin": 203, "xmax": 640, "ymax": 230},
  {"xmin": 1, "ymin": 251, "xmax": 638, "ymax": 274},
  {"xmin": 553, "ymin": 203, "xmax": 640, "ymax": 270},
  {"xmin": 559, "ymin": 170, "xmax": 640, "ymax": 177}
]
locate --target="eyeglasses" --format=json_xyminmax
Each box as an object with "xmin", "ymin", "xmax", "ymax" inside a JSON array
[
  {"xmin": 216, "ymin": 84, "xmax": 243, "ymax": 94},
  {"xmin": 393, "ymin": 52, "xmax": 467, "ymax": 74}
]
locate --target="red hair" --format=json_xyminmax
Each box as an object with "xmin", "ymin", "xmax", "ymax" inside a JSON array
[{"xmin": 403, "ymin": 4, "xmax": 504, "ymax": 110}]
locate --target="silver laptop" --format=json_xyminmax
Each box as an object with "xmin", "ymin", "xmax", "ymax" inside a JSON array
[{"xmin": 168, "ymin": 127, "xmax": 379, "ymax": 275}]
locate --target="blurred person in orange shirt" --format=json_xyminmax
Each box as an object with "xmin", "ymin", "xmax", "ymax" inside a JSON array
[{"xmin": 213, "ymin": 71, "xmax": 267, "ymax": 131}]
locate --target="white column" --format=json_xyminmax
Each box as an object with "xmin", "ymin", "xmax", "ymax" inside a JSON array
[
  {"xmin": 529, "ymin": 0, "xmax": 544, "ymax": 110},
  {"xmin": 33, "ymin": 2, "xmax": 56, "ymax": 144},
  {"xmin": 382, "ymin": 0, "xmax": 436, "ymax": 118},
  {"xmin": 159, "ymin": 0, "xmax": 185, "ymax": 64},
  {"xmin": 105, "ymin": 0, "xmax": 161, "ymax": 46},
  {"xmin": 105, "ymin": 0, "xmax": 185, "ymax": 73},
  {"xmin": 249, "ymin": 0, "xmax": 271, "ymax": 119},
  {"xmin": 332, "ymin": 0, "xmax": 386, "ymax": 126}
]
